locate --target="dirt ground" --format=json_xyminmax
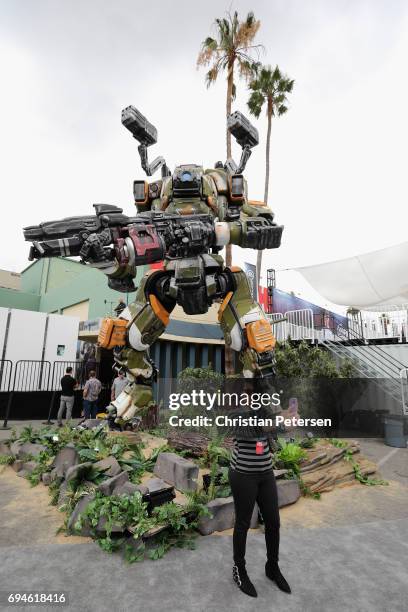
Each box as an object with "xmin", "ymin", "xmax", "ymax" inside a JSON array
[
  {"xmin": 1, "ymin": 431, "xmax": 407, "ymax": 549},
  {"xmin": 0, "ymin": 465, "xmax": 91, "ymax": 547}
]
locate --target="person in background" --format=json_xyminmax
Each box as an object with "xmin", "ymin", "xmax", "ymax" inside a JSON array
[
  {"xmin": 83, "ymin": 370, "xmax": 102, "ymax": 419},
  {"xmin": 111, "ymin": 370, "xmax": 127, "ymax": 402},
  {"xmin": 57, "ymin": 366, "xmax": 77, "ymax": 426}
]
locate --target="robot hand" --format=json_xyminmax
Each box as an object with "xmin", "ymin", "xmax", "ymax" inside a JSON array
[
  {"xmin": 240, "ymin": 217, "xmax": 284, "ymax": 250},
  {"xmin": 79, "ymin": 229, "xmax": 113, "ymax": 263}
]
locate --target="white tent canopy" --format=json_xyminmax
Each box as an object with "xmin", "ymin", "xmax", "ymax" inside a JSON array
[{"xmin": 296, "ymin": 242, "xmax": 408, "ymax": 311}]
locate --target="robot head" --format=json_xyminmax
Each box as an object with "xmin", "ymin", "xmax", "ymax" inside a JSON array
[{"xmin": 172, "ymin": 165, "xmax": 203, "ymax": 198}]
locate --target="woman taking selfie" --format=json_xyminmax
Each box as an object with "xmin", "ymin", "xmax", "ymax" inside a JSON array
[{"xmin": 229, "ymin": 421, "xmax": 291, "ymax": 598}]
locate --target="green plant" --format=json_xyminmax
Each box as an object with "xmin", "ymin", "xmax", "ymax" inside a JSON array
[
  {"xmin": 0, "ymin": 454, "xmax": 14, "ymax": 465},
  {"xmin": 75, "ymin": 491, "xmax": 154, "ymax": 544},
  {"xmin": 343, "ymin": 449, "xmax": 388, "ymax": 486},
  {"xmin": 275, "ymin": 438, "xmax": 307, "ymax": 475},
  {"xmin": 124, "ymin": 542, "xmax": 146, "ymax": 564}
]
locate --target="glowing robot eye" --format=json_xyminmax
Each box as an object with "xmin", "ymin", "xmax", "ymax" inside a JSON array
[{"xmin": 181, "ymin": 172, "xmax": 192, "ymax": 182}]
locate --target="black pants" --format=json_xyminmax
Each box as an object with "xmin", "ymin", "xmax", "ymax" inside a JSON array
[{"xmin": 229, "ymin": 467, "xmax": 280, "ymax": 567}]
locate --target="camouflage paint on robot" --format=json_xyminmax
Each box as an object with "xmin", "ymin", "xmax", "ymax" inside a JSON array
[{"xmin": 23, "ymin": 108, "xmax": 284, "ymax": 426}]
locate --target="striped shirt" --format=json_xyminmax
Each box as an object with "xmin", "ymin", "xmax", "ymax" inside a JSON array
[{"xmin": 230, "ymin": 436, "xmax": 273, "ymax": 474}]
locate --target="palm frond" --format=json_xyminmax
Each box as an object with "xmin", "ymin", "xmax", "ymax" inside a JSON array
[
  {"xmin": 247, "ymin": 90, "xmax": 264, "ymax": 118},
  {"xmin": 205, "ymin": 66, "xmax": 219, "ymax": 87}
]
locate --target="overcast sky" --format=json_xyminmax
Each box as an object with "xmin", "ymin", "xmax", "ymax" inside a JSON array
[{"xmin": 1, "ymin": 0, "xmax": 407, "ymax": 310}]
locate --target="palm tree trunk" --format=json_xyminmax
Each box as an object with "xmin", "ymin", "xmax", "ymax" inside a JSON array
[
  {"xmin": 256, "ymin": 105, "xmax": 272, "ymax": 289},
  {"xmin": 226, "ymin": 60, "xmax": 234, "ymax": 158},
  {"xmin": 224, "ymin": 59, "xmax": 234, "ymax": 376}
]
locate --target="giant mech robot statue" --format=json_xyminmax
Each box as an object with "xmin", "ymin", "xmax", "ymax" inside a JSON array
[{"xmin": 24, "ymin": 106, "xmax": 283, "ymax": 428}]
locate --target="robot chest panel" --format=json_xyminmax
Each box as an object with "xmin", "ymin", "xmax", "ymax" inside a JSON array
[{"xmin": 164, "ymin": 200, "xmax": 213, "ymax": 216}]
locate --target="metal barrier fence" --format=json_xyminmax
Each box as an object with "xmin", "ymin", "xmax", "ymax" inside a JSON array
[
  {"xmin": 268, "ymin": 313, "xmax": 287, "ymax": 342},
  {"xmin": 0, "ymin": 359, "xmax": 13, "ymax": 393},
  {"xmin": 0, "ymin": 360, "xmax": 13, "ymax": 429},
  {"xmin": 45, "ymin": 360, "xmax": 101, "ymax": 424},
  {"xmin": 0, "ymin": 359, "xmax": 103, "ymax": 428},
  {"xmin": 400, "ymin": 368, "xmax": 408, "ymax": 416},
  {"xmin": 268, "ymin": 309, "xmax": 315, "ymax": 343},
  {"xmin": 285, "ymin": 309, "xmax": 315, "ymax": 341}
]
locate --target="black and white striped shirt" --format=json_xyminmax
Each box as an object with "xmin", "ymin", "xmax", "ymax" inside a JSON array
[{"xmin": 230, "ymin": 436, "xmax": 273, "ymax": 474}]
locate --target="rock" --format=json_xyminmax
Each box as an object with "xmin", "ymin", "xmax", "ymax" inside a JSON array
[
  {"xmin": 96, "ymin": 516, "xmax": 126, "ymax": 533},
  {"xmin": 79, "ymin": 419, "xmax": 105, "ymax": 430},
  {"xmin": 273, "ymin": 469, "xmax": 289, "ymax": 479},
  {"xmin": 16, "ymin": 470, "xmax": 29, "ymax": 478},
  {"xmin": 42, "ymin": 472, "xmax": 52, "ymax": 485},
  {"xmin": 50, "ymin": 446, "xmax": 79, "ymax": 478},
  {"xmin": 153, "ymin": 452, "xmax": 199, "ymax": 492},
  {"xmin": 22, "ymin": 461, "xmax": 37, "ymax": 475},
  {"xmin": 98, "ymin": 471, "xmax": 129, "ymax": 496},
  {"xmin": 10, "ymin": 441, "xmax": 23, "ymax": 456},
  {"xmin": 0, "ymin": 441, "xmax": 12, "ymax": 456},
  {"xmin": 94, "ymin": 456, "xmax": 121, "ymax": 478},
  {"xmin": 250, "ymin": 503, "xmax": 259, "ymax": 528},
  {"xmin": 113, "ymin": 482, "xmax": 148, "ymax": 497},
  {"xmin": 277, "ymin": 479, "xmax": 301, "ymax": 507},
  {"xmin": 67, "ymin": 494, "xmax": 95, "ymax": 536},
  {"xmin": 198, "ymin": 497, "xmax": 235, "ymax": 535},
  {"xmin": 65, "ymin": 462, "xmax": 94, "ymax": 482},
  {"xmin": 58, "ymin": 481, "xmax": 70, "ymax": 506},
  {"xmin": 12, "ymin": 460, "xmax": 24, "ymax": 472},
  {"xmin": 144, "ymin": 477, "xmax": 169, "ymax": 493},
  {"xmin": 11, "ymin": 442, "xmax": 47, "ymax": 459},
  {"xmin": 198, "ymin": 497, "xmax": 259, "ymax": 535}
]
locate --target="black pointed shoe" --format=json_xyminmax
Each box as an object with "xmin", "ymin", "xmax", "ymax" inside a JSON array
[
  {"xmin": 265, "ymin": 561, "xmax": 291, "ymax": 593},
  {"xmin": 232, "ymin": 565, "xmax": 258, "ymax": 598}
]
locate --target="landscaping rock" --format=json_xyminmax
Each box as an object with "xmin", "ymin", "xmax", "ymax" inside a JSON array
[
  {"xmin": 42, "ymin": 472, "xmax": 52, "ymax": 485},
  {"xmin": 113, "ymin": 482, "xmax": 148, "ymax": 497},
  {"xmin": 277, "ymin": 479, "xmax": 301, "ymax": 507},
  {"xmin": 67, "ymin": 494, "xmax": 95, "ymax": 536},
  {"xmin": 145, "ymin": 477, "xmax": 169, "ymax": 493},
  {"xmin": 22, "ymin": 461, "xmax": 37, "ymax": 475},
  {"xmin": 96, "ymin": 516, "xmax": 126, "ymax": 533},
  {"xmin": 153, "ymin": 452, "xmax": 199, "ymax": 491},
  {"xmin": 12, "ymin": 460, "xmax": 24, "ymax": 472},
  {"xmin": 273, "ymin": 469, "xmax": 289, "ymax": 479},
  {"xmin": 198, "ymin": 497, "xmax": 235, "ymax": 535},
  {"xmin": 94, "ymin": 456, "xmax": 121, "ymax": 478},
  {"xmin": 11, "ymin": 442, "xmax": 47, "ymax": 459},
  {"xmin": 79, "ymin": 419, "xmax": 104, "ymax": 430},
  {"xmin": 10, "ymin": 441, "xmax": 23, "ymax": 456},
  {"xmin": 58, "ymin": 481, "xmax": 70, "ymax": 506},
  {"xmin": 250, "ymin": 503, "xmax": 259, "ymax": 528},
  {"xmin": 65, "ymin": 462, "xmax": 94, "ymax": 482},
  {"xmin": 0, "ymin": 441, "xmax": 12, "ymax": 456},
  {"xmin": 16, "ymin": 470, "xmax": 29, "ymax": 478},
  {"xmin": 50, "ymin": 446, "xmax": 79, "ymax": 478},
  {"xmin": 97, "ymin": 471, "xmax": 129, "ymax": 496},
  {"xmin": 198, "ymin": 497, "xmax": 259, "ymax": 535}
]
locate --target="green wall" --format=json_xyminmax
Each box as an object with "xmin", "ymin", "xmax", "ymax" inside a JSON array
[
  {"xmin": 39, "ymin": 259, "xmax": 142, "ymax": 318},
  {"xmin": 0, "ymin": 257, "xmax": 145, "ymax": 318},
  {"xmin": 0, "ymin": 287, "xmax": 41, "ymax": 311},
  {"xmin": 21, "ymin": 260, "xmax": 45, "ymax": 294}
]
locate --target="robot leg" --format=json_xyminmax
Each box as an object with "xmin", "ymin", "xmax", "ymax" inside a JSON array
[
  {"xmin": 100, "ymin": 270, "xmax": 174, "ymax": 425},
  {"xmin": 218, "ymin": 267, "xmax": 276, "ymax": 378}
]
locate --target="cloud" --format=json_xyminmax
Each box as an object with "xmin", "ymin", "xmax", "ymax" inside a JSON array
[{"xmin": 0, "ymin": 0, "xmax": 407, "ymax": 314}]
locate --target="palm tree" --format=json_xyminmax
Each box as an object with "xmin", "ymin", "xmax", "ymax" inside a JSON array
[
  {"xmin": 197, "ymin": 11, "xmax": 261, "ymax": 159},
  {"xmin": 247, "ymin": 65, "xmax": 294, "ymax": 286},
  {"xmin": 198, "ymin": 11, "xmax": 262, "ymax": 377}
]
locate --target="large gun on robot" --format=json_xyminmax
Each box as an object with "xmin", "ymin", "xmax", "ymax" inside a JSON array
[{"xmin": 23, "ymin": 204, "xmax": 219, "ymax": 266}]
